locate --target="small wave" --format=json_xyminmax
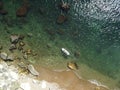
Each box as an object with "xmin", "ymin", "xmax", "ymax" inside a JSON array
[{"xmin": 88, "ymin": 79, "xmax": 108, "ymax": 88}]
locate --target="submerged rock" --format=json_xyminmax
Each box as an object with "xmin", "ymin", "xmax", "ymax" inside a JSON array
[
  {"xmin": 9, "ymin": 44, "xmax": 17, "ymax": 51},
  {"xmin": 46, "ymin": 43, "xmax": 52, "ymax": 48},
  {"xmin": 23, "ymin": 53, "xmax": 28, "ymax": 59},
  {"xmin": 18, "ymin": 46, "xmax": 24, "ymax": 51},
  {"xmin": 19, "ymin": 41, "xmax": 25, "ymax": 47},
  {"xmin": 18, "ymin": 62, "xmax": 27, "ymax": 68},
  {"xmin": 7, "ymin": 54, "xmax": 15, "ymax": 61},
  {"xmin": 0, "ymin": 52, "xmax": 7, "ymax": 60},
  {"xmin": 27, "ymin": 33, "xmax": 33, "ymax": 37},
  {"xmin": 74, "ymin": 51, "xmax": 80, "ymax": 58},
  {"xmin": 0, "ymin": 9, "xmax": 8, "ymax": 15},
  {"xmin": 57, "ymin": 14, "xmax": 67, "ymax": 24},
  {"xmin": 59, "ymin": 2, "xmax": 70, "ymax": 13},
  {"xmin": 19, "ymin": 34, "xmax": 25, "ymax": 40},
  {"xmin": 26, "ymin": 49, "xmax": 32, "ymax": 55},
  {"xmin": 16, "ymin": 5, "xmax": 28, "ymax": 17},
  {"xmin": 10, "ymin": 34, "xmax": 19, "ymax": 44},
  {"xmin": 27, "ymin": 64, "xmax": 39, "ymax": 76},
  {"xmin": 0, "ymin": 52, "xmax": 15, "ymax": 61}
]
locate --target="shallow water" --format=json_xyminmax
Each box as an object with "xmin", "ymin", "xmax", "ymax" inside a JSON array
[{"xmin": 0, "ymin": 0, "xmax": 120, "ymax": 89}]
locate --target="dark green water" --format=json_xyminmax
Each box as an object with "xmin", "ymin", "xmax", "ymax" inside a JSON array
[
  {"xmin": 0, "ymin": 0, "xmax": 120, "ymax": 89},
  {"xmin": 72, "ymin": 18, "xmax": 120, "ymax": 79}
]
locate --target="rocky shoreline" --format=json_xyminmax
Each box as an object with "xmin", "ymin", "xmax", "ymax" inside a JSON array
[
  {"xmin": 0, "ymin": 34, "xmax": 109, "ymax": 90},
  {"xmin": 0, "ymin": 60, "xmax": 65, "ymax": 90},
  {"xmin": 0, "ymin": 59, "xmax": 109, "ymax": 90}
]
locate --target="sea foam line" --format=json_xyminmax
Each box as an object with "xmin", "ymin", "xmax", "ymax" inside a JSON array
[{"xmin": 88, "ymin": 79, "xmax": 109, "ymax": 89}]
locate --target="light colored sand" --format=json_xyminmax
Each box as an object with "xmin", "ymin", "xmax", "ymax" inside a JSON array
[{"xmin": 35, "ymin": 64, "xmax": 109, "ymax": 90}]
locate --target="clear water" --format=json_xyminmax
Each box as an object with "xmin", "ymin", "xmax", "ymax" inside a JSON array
[
  {"xmin": 0, "ymin": 0, "xmax": 120, "ymax": 89},
  {"xmin": 72, "ymin": 0, "xmax": 120, "ymax": 81}
]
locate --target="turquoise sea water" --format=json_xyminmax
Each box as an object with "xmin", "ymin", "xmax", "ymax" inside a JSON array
[{"xmin": 0, "ymin": 0, "xmax": 120, "ymax": 89}]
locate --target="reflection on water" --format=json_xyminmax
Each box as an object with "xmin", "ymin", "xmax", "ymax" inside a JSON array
[{"xmin": 73, "ymin": 0, "xmax": 120, "ymax": 21}]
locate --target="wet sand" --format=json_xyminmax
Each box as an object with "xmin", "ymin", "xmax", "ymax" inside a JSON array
[{"xmin": 35, "ymin": 64, "xmax": 109, "ymax": 90}]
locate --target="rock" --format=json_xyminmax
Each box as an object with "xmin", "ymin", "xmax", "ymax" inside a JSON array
[
  {"xmin": 18, "ymin": 62, "xmax": 27, "ymax": 68},
  {"xmin": 0, "ymin": 9, "xmax": 8, "ymax": 15},
  {"xmin": 15, "ymin": 57, "xmax": 22, "ymax": 61},
  {"xmin": 0, "ymin": 52, "xmax": 7, "ymax": 60},
  {"xmin": 19, "ymin": 35, "xmax": 25, "ymax": 40},
  {"xmin": 59, "ymin": 2, "xmax": 70, "ymax": 13},
  {"xmin": 10, "ymin": 34, "xmax": 19, "ymax": 44},
  {"xmin": 67, "ymin": 62, "xmax": 78, "ymax": 70},
  {"xmin": 21, "ymin": 49, "xmax": 25, "ymax": 54},
  {"xmin": 46, "ymin": 43, "xmax": 52, "ymax": 48},
  {"xmin": 27, "ymin": 64, "xmax": 39, "ymax": 76},
  {"xmin": 7, "ymin": 54, "xmax": 15, "ymax": 61},
  {"xmin": 18, "ymin": 46, "xmax": 23, "ymax": 51},
  {"xmin": 57, "ymin": 14, "xmax": 67, "ymax": 24},
  {"xmin": 26, "ymin": 49, "xmax": 32, "ymax": 55},
  {"xmin": 23, "ymin": 53, "xmax": 28, "ymax": 59},
  {"xmin": 19, "ymin": 41, "xmax": 25, "ymax": 47},
  {"xmin": 27, "ymin": 33, "xmax": 33, "ymax": 37},
  {"xmin": 74, "ymin": 51, "xmax": 80, "ymax": 58},
  {"xmin": 9, "ymin": 44, "xmax": 17, "ymax": 51},
  {"xmin": 32, "ymin": 53, "xmax": 37, "ymax": 56},
  {"xmin": 16, "ymin": 5, "xmax": 28, "ymax": 17}
]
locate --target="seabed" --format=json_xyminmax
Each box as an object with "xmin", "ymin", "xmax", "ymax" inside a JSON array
[{"xmin": 0, "ymin": 0, "xmax": 120, "ymax": 90}]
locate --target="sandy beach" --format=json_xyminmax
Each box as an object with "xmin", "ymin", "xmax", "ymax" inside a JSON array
[{"xmin": 34, "ymin": 64, "xmax": 109, "ymax": 90}]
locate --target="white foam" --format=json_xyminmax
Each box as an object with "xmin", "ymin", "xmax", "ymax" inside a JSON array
[
  {"xmin": 20, "ymin": 83, "xmax": 31, "ymax": 90},
  {"xmin": 88, "ymin": 79, "xmax": 108, "ymax": 88},
  {"xmin": 0, "ymin": 61, "xmax": 66, "ymax": 90}
]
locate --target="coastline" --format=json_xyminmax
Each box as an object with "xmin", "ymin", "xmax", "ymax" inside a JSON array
[
  {"xmin": 34, "ymin": 64, "xmax": 109, "ymax": 90},
  {"xmin": 33, "ymin": 56, "xmax": 119, "ymax": 90},
  {"xmin": 0, "ymin": 55, "xmax": 116, "ymax": 90}
]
